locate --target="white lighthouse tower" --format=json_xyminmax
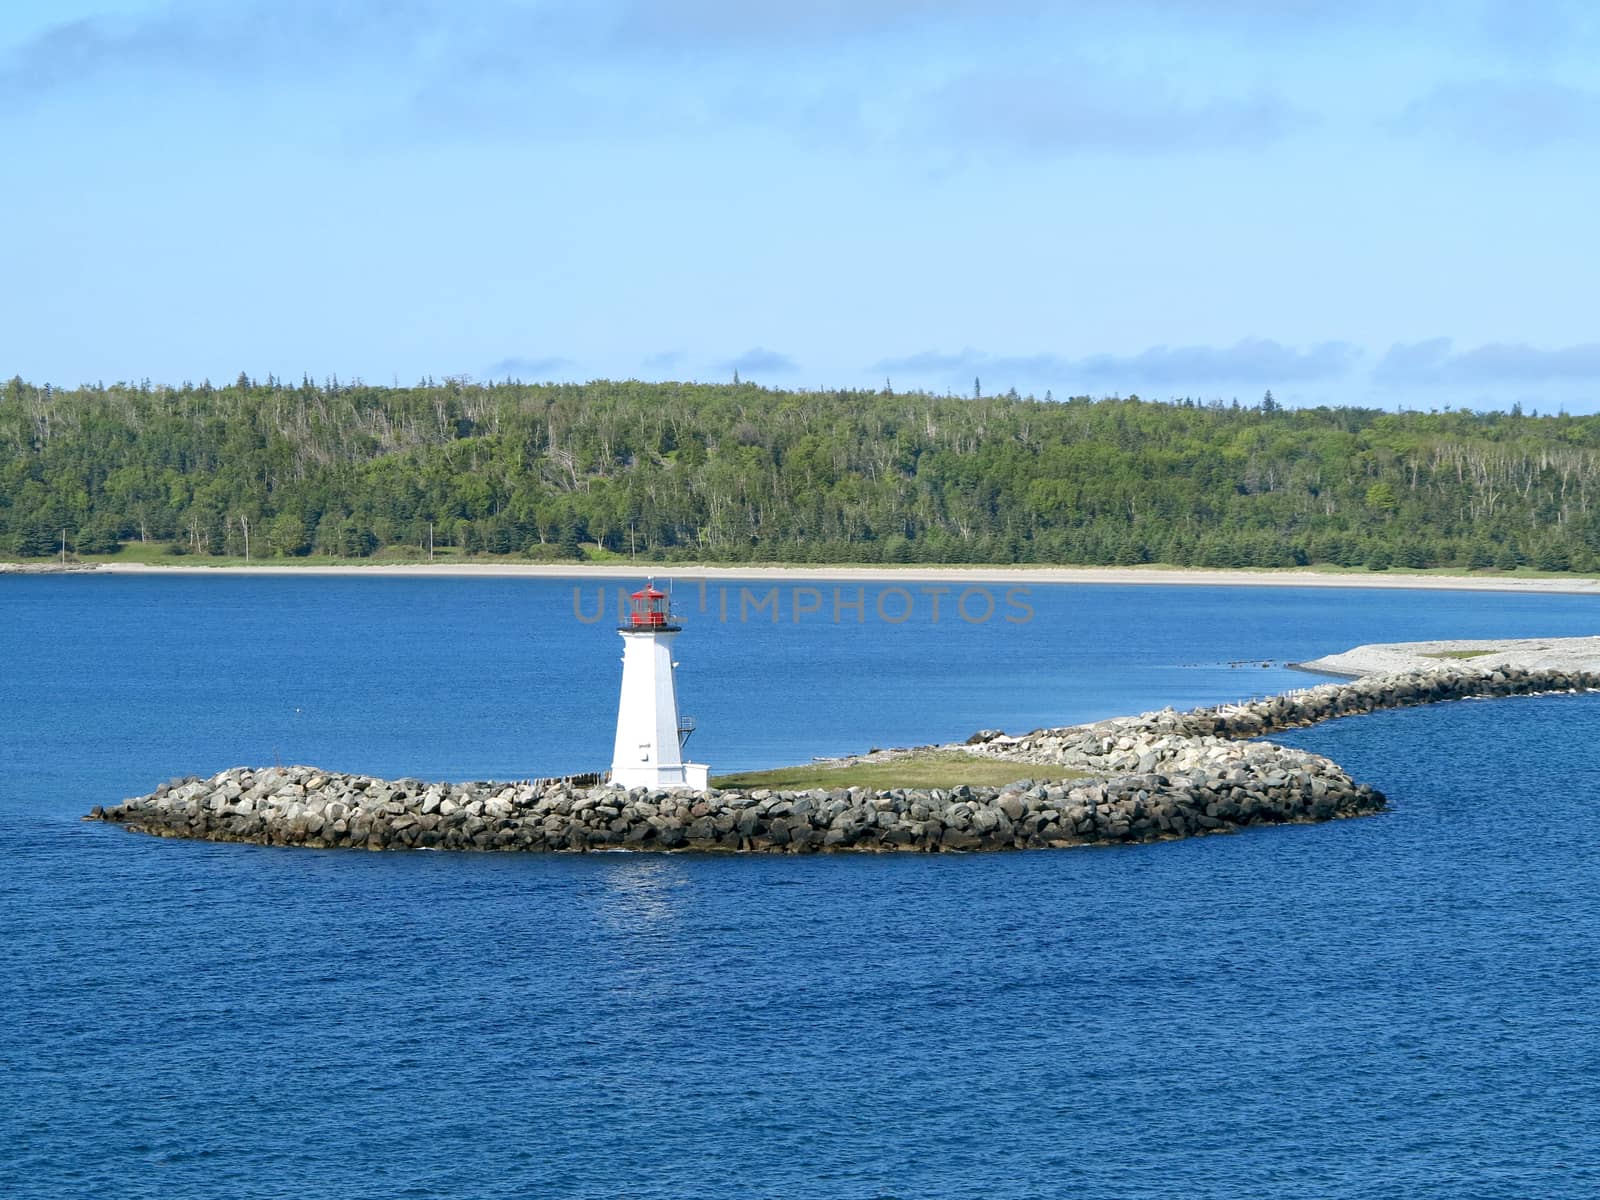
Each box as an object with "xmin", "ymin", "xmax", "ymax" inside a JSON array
[{"xmin": 609, "ymin": 582, "xmax": 710, "ymax": 791}]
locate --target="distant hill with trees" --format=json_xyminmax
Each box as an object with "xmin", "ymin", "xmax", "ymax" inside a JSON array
[{"xmin": 3, "ymin": 373, "xmax": 1599, "ymax": 572}]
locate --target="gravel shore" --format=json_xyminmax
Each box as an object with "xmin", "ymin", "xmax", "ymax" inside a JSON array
[{"xmin": 48, "ymin": 561, "xmax": 1600, "ymax": 596}]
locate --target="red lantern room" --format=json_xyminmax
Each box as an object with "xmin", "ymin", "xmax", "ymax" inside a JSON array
[{"xmin": 625, "ymin": 582, "xmax": 679, "ymax": 631}]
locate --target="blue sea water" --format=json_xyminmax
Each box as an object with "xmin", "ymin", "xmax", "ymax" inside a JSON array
[{"xmin": 3, "ymin": 575, "xmax": 1600, "ymax": 1199}]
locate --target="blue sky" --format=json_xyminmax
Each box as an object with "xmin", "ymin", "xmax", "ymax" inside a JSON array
[{"xmin": 3, "ymin": 0, "xmax": 1598, "ymax": 411}]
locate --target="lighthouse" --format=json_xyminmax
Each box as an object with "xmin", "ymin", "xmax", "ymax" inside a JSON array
[{"xmin": 609, "ymin": 582, "xmax": 710, "ymax": 791}]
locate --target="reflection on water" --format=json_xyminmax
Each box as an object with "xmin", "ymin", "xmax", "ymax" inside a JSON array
[{"xmin": 595, "ymin": 856, "xmax": 691, "ymax": 934}]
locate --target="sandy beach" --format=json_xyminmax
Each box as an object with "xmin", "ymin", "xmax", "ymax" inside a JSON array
[{"xmin": 52, "ymin": 560, "xmax": 1600, "ymax": 596}]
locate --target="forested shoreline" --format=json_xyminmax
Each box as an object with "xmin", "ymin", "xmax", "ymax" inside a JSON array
[{"xmin": 3, "ymin": 374, "xmax": 1599, "ymax": 572}]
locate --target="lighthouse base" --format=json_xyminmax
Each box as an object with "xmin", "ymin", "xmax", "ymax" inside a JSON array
[{"xmin": 610, "ymin": 762, "xmax": 710, "ymax": 791}]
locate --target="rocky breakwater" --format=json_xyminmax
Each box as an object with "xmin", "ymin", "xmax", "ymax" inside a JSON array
[
  {"xmin": 93, "ymin": 665, "xmax": 1593, "ymax": 855},
  {"xmin": 964, "ymin": 663, "xmax": 1600, "ymax": 786},
  {"xmin": 88, "ymin": 752, "xmax": 1379, "ymax": 858}
]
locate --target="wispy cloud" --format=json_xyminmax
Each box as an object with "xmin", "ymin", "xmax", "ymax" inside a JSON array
[
  {"xmin": 0, "ymin": 1, "xmax": 432, "ymax": 103},
  {"xmin": 1474, "ymin": 1, "xmax": 1600, "ymax": 63},
  {"xmin": 1077, "ymin": 340, "xmax": 1358, "ymax": 384},
  {"xmin": 1376, "ymin": 338, "xmax": 1600, "ymax": 383},
  {"xmin": 607, "ymin": 0, "xmax": 1414, "ymax": 51},
  {"xmin": 486, "ymin": 355, "xmax": 571, "ymax": 379},
  {"xmin": 1390, "ymin": 79, "xmax": 1600, "ymax": 149},
  {"xmin": 643, "ymin": 350, "xmax": 685, "ymax": 369},
  {"xmin": 877, "ymin": 349, "xmax": 1042, "ymax": 375},
  {"xmin": 724, "ymin": 347, "xmax": 798, "ymax": 375},
  {"xmin": 917, "ymin": 70, "xmax": 1311, "ymax": 155},
  {"xmin": 876, "ymin": 340, "xmax": 1358, "ymax": 387},
  {"xmin": 0, "ymin": 1, "xmax": 1320, "ymax": 159},
  {"xmin": 608, "ymin": 0, "xmax": 1027, "ymax": 49}
]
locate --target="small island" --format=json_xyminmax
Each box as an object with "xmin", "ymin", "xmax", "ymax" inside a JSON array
[{"xmin": 88, "ymin": 643, "xmax": 1600, "ymax": 854}]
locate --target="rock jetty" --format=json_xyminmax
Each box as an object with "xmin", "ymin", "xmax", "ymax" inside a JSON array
[
  {"xmin": 86, "ymin": 664, "xmax": 1599, "ymax": 855},
  {"xmin": 964, "ymin": 662, "xmax": 1600, "ymax": 766},
  {"xmin": 88, "ymin": 750, "xmax": 1377, "ymax": 854}
]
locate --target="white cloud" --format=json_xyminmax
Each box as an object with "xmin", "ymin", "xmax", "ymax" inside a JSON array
[
  {"xmin": 917, "ymin": 70, "xmax": 1310, "ymax": 155},
  {"xmin": 486, "ymin": 355, "xmax": 571, "ymax": 379},
  {"xmin": 1390, "ymin": 79, "xmax": 1600, "ymax": 148},
  {"xmin": 724, "ymin": 347, "xmax": 798, "ymax": 375},
  {"xmin": 1376, "ymin": 338, "xmax": 1600, "ymax": 383},
  {"xmin": 876, "ymin": 340, "xmax": 1359, "ymax": 387}
]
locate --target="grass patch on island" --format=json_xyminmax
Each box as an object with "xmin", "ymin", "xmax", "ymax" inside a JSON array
[
  {"xmin": 1421, "ymin": 648, "xmax": 1499, "ymax": 660},
  {"xmin": 712, "ymin": 751, "xmax": 1085, "ymax": 792}
]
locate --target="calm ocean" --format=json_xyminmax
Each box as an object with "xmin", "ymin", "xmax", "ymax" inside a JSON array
[{"xmin": 4, "ymin": 576, "xmax": 1599, "ymax": 1199}]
